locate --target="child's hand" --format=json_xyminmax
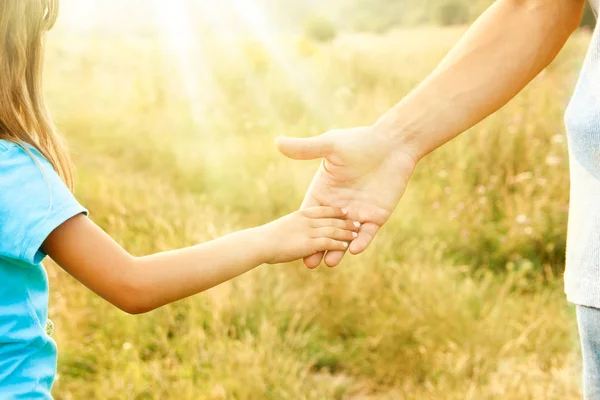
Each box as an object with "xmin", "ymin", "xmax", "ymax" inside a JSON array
[{"xmin": 260, "ymin": 207, "xmax": 360, "ymax": 265}]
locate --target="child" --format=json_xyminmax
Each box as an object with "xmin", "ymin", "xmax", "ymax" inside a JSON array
[{"xmin": 0, "ymin": 1, "xmax": 359, "ymax": 398}]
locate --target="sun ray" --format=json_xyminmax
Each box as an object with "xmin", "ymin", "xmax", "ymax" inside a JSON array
[
  {"xmin": 228, "ymin": 0, "xmax": 328, "ymax": 124},
  {"xmin": 194, "ymin": 2, "xmax": 290, "ymax": 129},
  {"xmin": 54, "ymin": 0, "xmax": 98, "ymax": 33},
  {"xmin": 152, "ymin": 0, "xmax": 216, "ymax": 129}
]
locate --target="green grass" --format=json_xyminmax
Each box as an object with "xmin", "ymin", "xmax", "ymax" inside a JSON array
[{"xmin": 43, "ymin": 26, "xmax": 588, "ymax": 399}]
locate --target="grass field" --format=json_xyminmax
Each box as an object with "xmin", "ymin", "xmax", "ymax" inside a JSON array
[{"xmin": 43, "ymin": 23, "xmax": 591, "ymax": 399}]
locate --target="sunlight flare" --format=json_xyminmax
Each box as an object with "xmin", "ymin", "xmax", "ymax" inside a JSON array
[
  {"xmin": 152, "ymin": 0, "xmax": 215, "ymax": 126},
  {"xmin": 228, "ymin": 0, "xmax": 328, "ymax": 121}
]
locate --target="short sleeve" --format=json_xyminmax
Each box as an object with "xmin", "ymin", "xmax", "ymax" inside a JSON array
[{"xmin": 0, "ymin": 142, "xmax": 87, "ymax": 264}]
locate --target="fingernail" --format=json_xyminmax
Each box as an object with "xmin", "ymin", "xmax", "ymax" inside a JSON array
[
  {"xmin": 343, "ymin": 242, "xmax": 349, "ymax": 248},
  {"xmin": 342, "ymin": 208, "xmax": 348, "ymax": 215},
  {"xmin": 353, "ymin": 221, "xmax": 361, "ymax": 228},
  {"xmin": 352, "ymin": 232, "xmax": 358, "ymax": 238}
]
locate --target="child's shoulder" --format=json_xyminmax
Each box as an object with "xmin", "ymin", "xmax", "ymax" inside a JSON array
[
  {"xmin": 0, "ymin": 140, "xmax": 47, "ymax": 166},
  {"xmin": 0, "ymin": 139, "xmax": 51, "ymax": 186},
  {"xmin": 0, "ymin": 140, "xmax": 34, "ymax": 161},
  {"xmin": 0, "ymin": 139, "xmax": 18, "ymax": 154}
]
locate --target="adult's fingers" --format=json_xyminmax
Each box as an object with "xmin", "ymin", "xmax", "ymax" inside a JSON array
[
  {"xmin": 304, "ymin": 252, "xmax": 325, "ymax": 269},
  {"xmin": 323, "ymin": 249, "xmax": 346, "ymax": 268},
  {"xmin": 349, "ymin": 222, "xmax": 380, "ymax": 255},
  {"xmin": 324, "ymin": 223, "xmax": 380, "ymax": 266},
  {"xmin": 275, "ymin": 135, "xmax": 333, "ymax": 161}
]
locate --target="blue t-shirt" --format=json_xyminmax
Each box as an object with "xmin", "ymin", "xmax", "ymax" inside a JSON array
[{"xmin": 0, "ymin": 140, "xmax": 87, "ymax": 398}]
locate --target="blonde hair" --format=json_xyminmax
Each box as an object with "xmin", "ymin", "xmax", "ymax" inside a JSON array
[{"xmin": 0, "ymin": 0, "xmax": 73, "ymax": 189}]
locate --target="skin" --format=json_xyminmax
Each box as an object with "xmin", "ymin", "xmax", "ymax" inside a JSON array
[
  {"xmin": 43, "ymin": 207, "xmax": 359, "ymax": 314},
  {"xmin": 276, "ymin": 0, "xmax": 586, "ymax": 269}
]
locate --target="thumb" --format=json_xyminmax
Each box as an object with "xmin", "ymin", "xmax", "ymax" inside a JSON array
[{"xmin": 275, "ymin": 134, "xmax": 334, "ymax": 160}]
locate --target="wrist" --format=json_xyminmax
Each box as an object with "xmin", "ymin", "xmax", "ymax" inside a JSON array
[
  {"xmin": 372, "ymin": 97, "xmax": 431, "ymax": 165},
  {"xmin": 247, "ymin": 224, "xmax": 275, "ymax": 265},
  {"xmin": 372, "ymin": 101, "xmax": 427, "ymax": 164}
]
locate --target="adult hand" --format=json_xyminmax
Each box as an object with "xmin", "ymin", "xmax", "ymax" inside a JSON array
[{"xmin": 276, "ymin": 125, "xmax": 417, "ymax": 268}]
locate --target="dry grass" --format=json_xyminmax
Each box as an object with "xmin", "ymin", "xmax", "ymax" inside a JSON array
[{"xmin": 43, "ymin": 25, "xmax": 589, "ymax": 399}]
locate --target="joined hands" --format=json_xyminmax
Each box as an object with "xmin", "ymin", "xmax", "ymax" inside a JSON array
[{"xmin": 276, "ymin": 125, "xmax": 417, "ymax": 269}]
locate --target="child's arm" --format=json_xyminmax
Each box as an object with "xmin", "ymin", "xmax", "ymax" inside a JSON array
[{"xmin": 42, "ymin": 207, "xmax": 359, "ymax": 314}]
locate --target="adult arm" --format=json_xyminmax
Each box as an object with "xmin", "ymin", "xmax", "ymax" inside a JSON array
[
  {"xmin": 376, "ymin": 0, "xmax": 585, "ymax": 159},
  {"xmin": 276, "ymin": 0, "xmax": 586, "ymax": 268}
]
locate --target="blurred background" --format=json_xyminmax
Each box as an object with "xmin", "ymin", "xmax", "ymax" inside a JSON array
[{"xmin": 46, "ymin": 0, "xmax": 595, "ymax": 398}]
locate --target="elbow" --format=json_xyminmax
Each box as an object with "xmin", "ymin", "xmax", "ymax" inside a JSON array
[
  {"xmin": 111, "ymin": 286, "xmax": 154, "ymax": 315},
  {"xmin": 115, "ymin": 296, "xmax": 154, "ymax": 315},
  {"xmin": 109, "ymin": 259, "xmax": 156, "ymax": 315},
  {"xmin": 561, "ymin": 0, "xmax": 587, "ymax": 34},
  {"xmin": 515, "ymin": 0, "xmax": 586, "ymax": 34}
]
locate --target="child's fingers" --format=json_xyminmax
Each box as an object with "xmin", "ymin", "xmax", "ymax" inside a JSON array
[
  {"xmin": 303, "ymin": 206, "xmax": 348, "ymax": 219},
  {"xmin": 313, "ymin": 238, "xmax": 350, "ymax": 252},
  {"xmin": 313, "ymin": 227, "xmax": 358, "ymax": 242},
  {"xmin": 311, "ymin": 218, "xmax": 360, "ymax": 231}
]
